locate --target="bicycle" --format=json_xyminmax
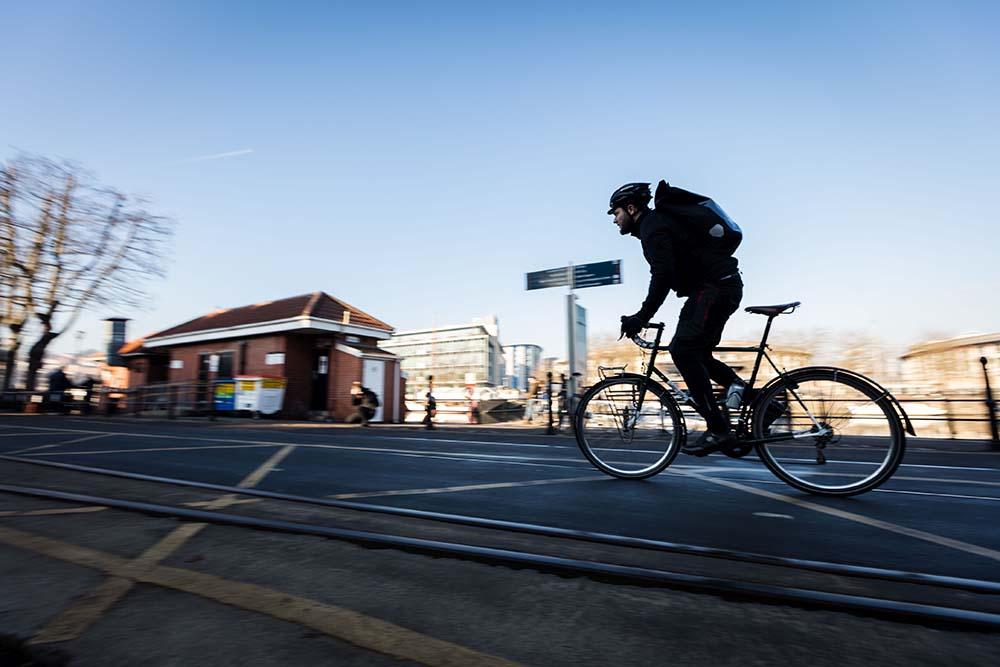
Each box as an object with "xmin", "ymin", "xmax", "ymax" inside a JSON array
[{"xmin": 573, "ymin": 302, "xmax": 916, "ymax": 496}]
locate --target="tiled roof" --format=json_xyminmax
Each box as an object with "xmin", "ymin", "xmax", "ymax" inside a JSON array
[{"xmin": 147, "ymin": 292, "xmax": 393, "ymax": 341}]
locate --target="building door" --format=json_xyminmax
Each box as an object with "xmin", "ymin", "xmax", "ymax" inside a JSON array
[
  {"xmin": 310, "ymin": 350, "xmax": 330, "ymax": 411},
  {"xmin": 362, "ymin": 358, "xmax": 385, "ymax": 422}
]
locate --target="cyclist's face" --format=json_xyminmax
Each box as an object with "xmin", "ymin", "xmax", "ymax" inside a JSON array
[{"xmin": 612, "ymin": 206, "xmax": 634, "ymax": 235}]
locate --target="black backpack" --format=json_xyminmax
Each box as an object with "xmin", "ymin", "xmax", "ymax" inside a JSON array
[{"xmin": 653, "ymin": 180, "xmax": 742, "ymax": 255}]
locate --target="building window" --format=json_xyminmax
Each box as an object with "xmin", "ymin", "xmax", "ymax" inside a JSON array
[
  {"xmin": 217, "ymin": 352, "xmax": 234, "ymax": 378},
  {"xmin": 239, "ymin": 342, "xmax": 248, "ymax": 375},
  {"xmin": 265, "ymin": 353, "xmax": 285, "ymax": 365}
]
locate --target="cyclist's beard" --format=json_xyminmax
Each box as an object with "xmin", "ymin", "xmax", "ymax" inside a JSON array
[{"xmin": 618, "ymin": 213, "xmax": 635, "ymax": 236}]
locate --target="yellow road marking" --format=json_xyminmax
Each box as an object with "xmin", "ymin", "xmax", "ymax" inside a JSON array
[
  {"xmin": 237, "ymin": 445, "xmax": 294, "ymax": 489},
  {"xmin": 0, "ymin": 524, "xmax": 519, "ymax": 666},
  {"xmin": 673, "ymin": 469, "xmax": 1000, "ymax": 562},
  {"xmin": 30, "ymin": 577, "xmax": 137, "ymax": 644},
  {"xmin": 330, "ymin": 476, "xmax": 600, "ymax": 499},
  {"xmin": 29, "ymin": 445, "xmax": 297, "ymax": 645},
  {"xmin": 12, "ymin": 433, "xmax": 112, "ymax": 455},
  {"xmin": 183, "ymin": 498, "xmax": 261, "ymax": 508},
  {"xmin": 0, "ymin": 506, "xmax": 108, "ymax": 518}
]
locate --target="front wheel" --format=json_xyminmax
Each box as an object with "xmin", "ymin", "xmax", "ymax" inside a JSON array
[
  {"xmin": 574, "ymin": 375, "xmax": 684, "ymax": 479},
  {"xmin": 751, "ymin": 368, "xmax": 905, "ymax": 496}
]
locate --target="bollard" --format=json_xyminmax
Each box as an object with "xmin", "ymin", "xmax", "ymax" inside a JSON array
[
  {"xmin": 209, "ymin": 380, "xmax": 218, "ymax": 421},
  {"xmin": 546, "ymin": 372, "xmax": 556, "ymax": 435},
  {"xmin": 981, "ymin": 357, "xmax": 999, "ymax": 450}
]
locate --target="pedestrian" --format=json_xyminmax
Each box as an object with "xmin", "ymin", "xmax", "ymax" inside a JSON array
[
  {"xmin": 423, "ymin": 391, "xmax": 437, "ymax": 429},
  {"xmin": 46, "ymin": 366, "xmax": 71, "ymax": 413},
  {"xmin": 556, "ymin": 380, "xmax": 568, "ymax": 430},
  {"xmin": 525, "ymin": 377, "xmax": 539, "ymax": 422},
  {"xmin": 347, "ymin": 381, "xmax": 378, "ymax": 426},
  {"xmin": 361, "ymin": 385, "xmax": 379, "ymax": 424},
  {"xmin": 466, "ymin": 386, "xmax": 479, "ymax": 424}
]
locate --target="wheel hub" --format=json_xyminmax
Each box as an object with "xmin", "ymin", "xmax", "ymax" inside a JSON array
[{"xmin": 813, "ymin": 421, "xmax": 839, "ymax": 447}]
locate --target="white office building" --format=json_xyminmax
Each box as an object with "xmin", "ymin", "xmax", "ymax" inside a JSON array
[{"xmin": 379, "ymin": 316, "xmax": 504, "ymax": 397}]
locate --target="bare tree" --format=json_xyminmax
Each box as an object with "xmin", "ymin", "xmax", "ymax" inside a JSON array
[
  {"xmin": 0, "ymin": 161, "xmax": 44, "ymax": 391},
  {"xmin": 0, "ymin": 154, "xmax": 174, "ymax": 390}
]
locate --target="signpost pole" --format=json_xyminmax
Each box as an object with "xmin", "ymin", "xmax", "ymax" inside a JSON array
[
  {"xmin": 566, "ymin": 262, "xmax": 577, "ymax": 400},
  {"xmin": 525, "ymin": 259, "xmax": 620, "ymax": 435}
]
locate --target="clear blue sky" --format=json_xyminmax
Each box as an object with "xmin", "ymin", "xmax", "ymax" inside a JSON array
[{"xmin": 4, "ymin": 1, "xmax": 998, "ymax": 360}]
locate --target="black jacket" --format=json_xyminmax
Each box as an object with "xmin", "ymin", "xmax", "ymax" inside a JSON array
[{"xmin": 632, "ymin": 209, "xmax": 739, "ymax": 321}]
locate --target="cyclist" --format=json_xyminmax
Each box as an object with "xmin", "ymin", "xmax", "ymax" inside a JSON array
[{"xmin": 610, "ymin": 182, "xmax": 744, "ymax": 456}]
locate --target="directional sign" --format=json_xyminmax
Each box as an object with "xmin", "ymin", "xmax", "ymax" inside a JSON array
[
  {"xmin": 526, "ymin": 267, "xmax": 570, "ymax": 291},
  {"xmin": 525, "ymin": 260, "xmax": 622, "ymax": 291},
  {"xmin": 572, "ymin": 260, "xmax": 621, "ymax": 289}
]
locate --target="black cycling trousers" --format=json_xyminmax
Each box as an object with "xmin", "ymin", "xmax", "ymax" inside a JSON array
[{"xmin": 669, "ymin": 278, "xmax": 743, "ymax": 433}]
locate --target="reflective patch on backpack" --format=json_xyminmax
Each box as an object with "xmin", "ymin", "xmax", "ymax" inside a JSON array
[
  {"xmin": 699, "ymin": 199, "xmax": 741, "ymax": 233},
  {"xmin": 709, "ymin": 223, "xmax": 724, "ymax": 238}
]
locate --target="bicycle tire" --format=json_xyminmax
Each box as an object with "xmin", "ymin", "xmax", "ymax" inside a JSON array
[
  {"xmin": 573, "ymin": 374, "xmax": 684, "ymax": 479},
  {"xmin": 751, "ymin": 367, "xmax": 905, "ymax": 496}
]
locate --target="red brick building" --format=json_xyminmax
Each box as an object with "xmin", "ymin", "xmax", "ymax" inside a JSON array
[{"xmin": 121, "ymin": 292, "xmax": 403, "ymax": 421}]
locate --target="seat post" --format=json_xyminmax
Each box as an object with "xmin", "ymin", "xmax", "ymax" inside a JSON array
[
  {"xmin": 747, "ymin": 316, "xmax": 777, "ymax": 389},
  {"xmin": 759, "ymin": 315, "xmax": 776, "ymax": 349}
]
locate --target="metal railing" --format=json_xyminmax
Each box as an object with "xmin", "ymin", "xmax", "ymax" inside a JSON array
[
  {"xmin": 403, "ymin": 397, "xmax": 526, "ymax": 425},
  {"xmin": 0, "ymin": 381, "xmax": 219, "ymax": 418},
  {"xmin": 3, "ymin": 377, "xmax": 998, "ymax": 448}
]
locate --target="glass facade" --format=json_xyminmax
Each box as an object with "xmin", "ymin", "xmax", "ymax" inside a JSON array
[
  {"xmin": 380, "ymin": 320, "xmax": 504, "ymax": 397},
  {"xmin": 503, "ymin": 344, "xmax": 543, "ymax": 391}
]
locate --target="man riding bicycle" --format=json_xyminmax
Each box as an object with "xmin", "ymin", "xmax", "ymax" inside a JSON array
[{"xmin": 610, "ymin": 181, "xmax": 745, "ymax": 456}]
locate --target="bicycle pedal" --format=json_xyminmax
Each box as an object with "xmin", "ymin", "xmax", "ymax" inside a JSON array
[{"xmin": 722, "ymin": 441, "xmax": 754, "ymax": 459}]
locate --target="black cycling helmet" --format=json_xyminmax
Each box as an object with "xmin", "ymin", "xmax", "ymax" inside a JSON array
[{"xmin": 608, "ymin": 182, "xmax": 651, "ymax": 214}]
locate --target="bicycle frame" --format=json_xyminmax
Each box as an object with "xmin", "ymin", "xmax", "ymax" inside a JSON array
[{"xmin": 627, "ymin": 315, "xmax": 830, "ymax": 445}]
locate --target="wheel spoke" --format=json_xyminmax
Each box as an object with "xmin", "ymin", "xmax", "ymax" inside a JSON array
[
  {"xmin": 752, "ymin": 371, "xmax": 904, "ymax": 495},
  {"xmin": 575, "ymin": 377, "xmax": 681, "ymax": 478}
]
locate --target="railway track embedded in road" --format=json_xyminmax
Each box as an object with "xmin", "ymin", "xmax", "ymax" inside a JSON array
[{"xmin": 2, "ymin": 453, "xmax": 999, "ymax": 631}]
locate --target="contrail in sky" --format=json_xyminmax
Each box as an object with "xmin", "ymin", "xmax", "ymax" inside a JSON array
[{"xmin": 179, "ymin": 148, "xmax": 254, "ymax": 163}]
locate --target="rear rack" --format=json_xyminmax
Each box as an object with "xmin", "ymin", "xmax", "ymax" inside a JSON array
[{"xmin": 598, "ymin": 366, "xmax": 628, "ymax": 381}]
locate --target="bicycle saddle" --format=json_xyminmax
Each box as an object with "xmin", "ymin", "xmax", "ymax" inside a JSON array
[{"xmin": 745, "ymin": 302, "xmax": 801, "ymax": 316}]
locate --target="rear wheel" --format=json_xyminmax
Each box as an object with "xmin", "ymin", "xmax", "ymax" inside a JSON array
[
  {"xmin": 574, "ymin": 375, "xmax": 684, "ymax": 479},
  {"xmin": 751, "ymin": 368, "xmax": 905, "ymax": 496}
]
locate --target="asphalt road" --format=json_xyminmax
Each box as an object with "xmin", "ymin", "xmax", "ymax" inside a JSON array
[{"xmin": 1, "ymin": 414, "xmax": 998, "ymax": 583}]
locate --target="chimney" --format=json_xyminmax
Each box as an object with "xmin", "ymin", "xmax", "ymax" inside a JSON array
[{"xmin": 104, "ymin": 318, "xmax": 129, "ymax": 367}]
